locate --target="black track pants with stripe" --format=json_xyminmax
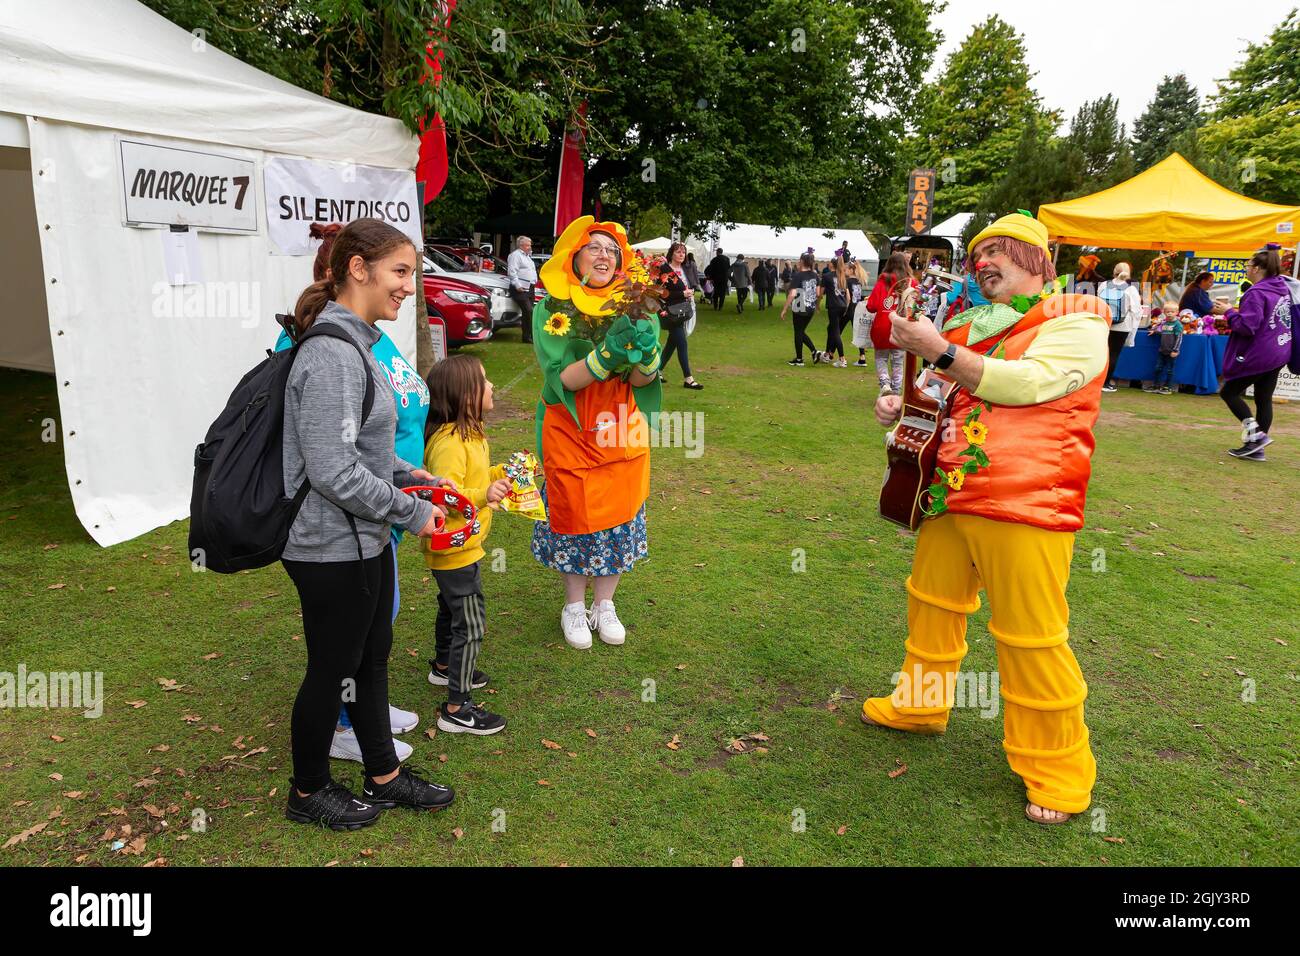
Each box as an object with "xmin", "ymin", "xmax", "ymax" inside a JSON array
[{"xmin": 432, "ymin": 561, "xmax": 486, "ymax": 705}]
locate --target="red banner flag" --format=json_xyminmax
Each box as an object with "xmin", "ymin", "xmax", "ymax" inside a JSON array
[
  {"xmin": 554, "ymin": 101, "xmax": 587, "ymax": 236},
  {"xmin": 417, "ymin": 0, "xmax": 457, "ymax": 204}
]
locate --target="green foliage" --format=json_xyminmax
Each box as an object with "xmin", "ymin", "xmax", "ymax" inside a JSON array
[
  {"xmin": 1132, "ymin": 74, "xmax": 1202, "ymax": 171},
  {"xmin": 902, "ymin": 15, "xmax": 1054, "ymax": 222},
  {"xmin": 1191, "ymin": 105, "xmax": 1300, "ymax": 205},
  {"xmin": 1210, "ymin": 7, "xmax": 1300, "ymax": 119}
]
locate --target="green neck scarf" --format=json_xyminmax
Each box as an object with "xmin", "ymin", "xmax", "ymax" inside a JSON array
[{"xmin": 941, "ymin": 302, "xmax": 1022, "ymax": 345}]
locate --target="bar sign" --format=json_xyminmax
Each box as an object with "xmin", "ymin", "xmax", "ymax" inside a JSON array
[{"xmin": 906, "ymin": 169, "xmax": 936, "ymax": 237}]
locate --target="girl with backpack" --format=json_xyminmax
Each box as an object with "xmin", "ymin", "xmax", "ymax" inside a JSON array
[
  {"xmin": 866, "ymin": 252, "xmax": 917, "ymax": 394},
  {"xmin": 1096, "ymin": 261, "xmax": 1143, "ymax": 393},
  {"xmin": 281, "ymin": 218, "xmax": 456, "ymax": 829}
]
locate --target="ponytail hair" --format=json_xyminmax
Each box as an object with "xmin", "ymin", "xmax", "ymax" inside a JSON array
[
  {"xmin": 293, "ymin": 217, "xmax": 416, "ymax": 334},
  {"xmin": 1251, "ymin": 245, "xmax": 1281, "ymax": 278}
]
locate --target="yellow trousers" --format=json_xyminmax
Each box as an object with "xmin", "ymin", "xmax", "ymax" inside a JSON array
[{"xmin": 864, "ymin": 513, "xmax": 1096, "ymax": 813}]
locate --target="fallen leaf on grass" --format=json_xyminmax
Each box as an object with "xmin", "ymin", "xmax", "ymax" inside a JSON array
[
  {"xmin": 731, "ymin": 856, "xmax": 744, "ymax": 867},
  {"xmin": 675, "ymin": 663, "xmax": 687, "ymax": 671},
  {"xmin": 201, "ymin": 652, "xmax": 222, "ymax": 661},
  {"xmin": 324, "ymin": 860, "xmax": 339, "ymax": 867},
  {"xmin": 47, "ymin": 583, "xmax": 66, "ymax": 590},
  {"xmin": 452, "ymin": 828, "xmax": 464, "ymax": 841},
  {"xmin": 148, "ymin": 744, "xmax": 170, "ymax": 753},
  {"xmin": 181, "ymin": 714, "xmax": 202, "ymax": 724},
  {"xmin": 836, "ymin": 825, "xmax": 849, "ymax": 836},
  {"xmin": 541, "ymin": 739, "xmax": 562, "ymax": 750},
  {"xmin": 142, "ymin": 857, "xmax": 167, "ymax": 868},
  {"xmin": 120, "ymin": 835, "xmax": 147, "ymax": 856},
  {"xmin": 888, "ymin": 762, "xmax": 908, "ymax": 779},
  {"xmin": 359, "ymin": 848, "xmax": 374, "ymax": 857},
  {"xmin": 665, "ymin": 735, "xmax": 681, "ymax": 751},
  {"xmin": 50, "ymin": 734, "xmax": 65, "ymax": 743},
  {"xmin": 126, "ymin": 700, "xmax": 146, "ymax": 709},
  {"xmin": 61, "ymin": 791, "xmax": 83, "ymax": 800},
  {"xmin": 425, "ymin": 727, "xmax": 437, "ymax": 740},
  {"xmin": 1103, "ymin": 836, "xmax": 1125, "ymax": 844},
  {"xmin": 3, "ymin": 821, "xmax": 49, "ymax": 849},
  {"xmin": 537, "ymin": 779, "xmax": 551, "ymax": 787},
  {"xmin": 142, "ymin": 805, "xmax": 165, "ymax": 819},
  {"xmin": 1273, "ymin": 638, "xmax": 1288, "ymax": 646},
  {"xmin": 48, "ymin": 773, "xmax": 63, "ymax": 782},
  {"xmin": 133, "ymin": 778, "xmax": 157, "ymax": 789},
  {"xmin": 726, "ymin": 739, "xmax": 748, "ymax": 754},
  {"xmin": 584, "ymin": 728, "xmax": 597, "ymax": 739},
  {"xmin": 438, "ymin": 754, "xmax": 447, "ymax": 763},
  {"xmin": 43, "ymin": 543, "xmax": 58, "ymax": 551}
]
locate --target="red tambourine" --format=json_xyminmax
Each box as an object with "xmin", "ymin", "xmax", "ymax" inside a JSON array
[{"xmin": 402, "ymin": 486, "xmax": 482, "ymax": 549}]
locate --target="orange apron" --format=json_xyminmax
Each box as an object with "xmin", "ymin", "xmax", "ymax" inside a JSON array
[{"xmin": 541, "ymin": 376, "xmax": 650, "ymax": 535}]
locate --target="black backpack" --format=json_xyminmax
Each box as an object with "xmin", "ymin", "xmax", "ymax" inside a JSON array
[{"xmin": 188, "ymin": 316, "xmax": 375, "ymax": 573}]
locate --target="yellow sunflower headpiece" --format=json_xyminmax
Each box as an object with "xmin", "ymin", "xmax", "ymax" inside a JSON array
[{"xmin": 540, "ymin": 215, "xmax": 635, "ymax": 315}]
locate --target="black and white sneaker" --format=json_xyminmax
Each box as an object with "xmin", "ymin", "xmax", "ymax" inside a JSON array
[
  {"xmin": 427, "ymin": 660, "xmax": 489, "ymax": 690},
  {"xmin": 436, "ymin": 702, "xmax": 507, "ymax": 736},
  {"xmin": 285, "ymin": 779, "xmax": 382, "ymax": 831},
  {"xmin": 1229, "ymin": 436, "xmax": 1272, "ymax": 460},
  {"xmin": 362, "ymin": 766, "xmax": 454, "ymax": 811},
  {"xmin": 787, "ymin": 358, "xmax": 805, "ymax": 366}
]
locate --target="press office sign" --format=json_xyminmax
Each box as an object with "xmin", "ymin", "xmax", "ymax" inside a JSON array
[
  {"xmin": 119, "ymin": 139, "xmax": 257, "ymax": 233},
  {"xmin": 906, "ymin": 169, "xmax": 936, "ymax": 237}
]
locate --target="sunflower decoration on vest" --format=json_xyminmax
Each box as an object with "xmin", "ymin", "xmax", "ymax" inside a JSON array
[{"xmin": 533, "ymin": 216, "xmax": 664, "ymax": 430}]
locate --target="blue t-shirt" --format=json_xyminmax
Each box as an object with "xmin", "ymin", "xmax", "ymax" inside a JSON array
[{"xmin": 275, "ymin": 327, "xmax": 430, "ymax": 540}]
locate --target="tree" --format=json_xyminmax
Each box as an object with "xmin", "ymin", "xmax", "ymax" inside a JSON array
[
  {"xmin": 1065, "ymin": 95, "xmax": 1126, "ymax": 192},
  {"xmin": 1132, "ymin": 74, "xmax": 1201, "ymax": 170},
  {"xmin": 1193, "ymin": 106, "xmax": 1300, "ymax": 205},
  {"xmin": 896, "ymin": 15, "xmax": 1052, "ymax": 224},
  {"xmin": 1210, "ymin": 7, "xmax": 1300, "ymax": 118},
  {"xmin": 581, "ymin": 0, "xmax": 940, "ymax": 239}
]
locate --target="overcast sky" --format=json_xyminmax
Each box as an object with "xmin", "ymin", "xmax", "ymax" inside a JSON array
[{"xmin": 927, "ymin": 0, "xmax": 1292, "ymax": 130}]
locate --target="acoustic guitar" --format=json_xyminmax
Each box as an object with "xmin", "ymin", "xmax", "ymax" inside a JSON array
[{"xmin": 878, "ymin": 285, "xmax": 959, "ymax": 531}]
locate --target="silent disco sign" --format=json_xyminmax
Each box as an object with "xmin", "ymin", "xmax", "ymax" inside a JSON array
[{"xmin": 118, "ymin": 138, "xmax": 257, "ymax": 233}]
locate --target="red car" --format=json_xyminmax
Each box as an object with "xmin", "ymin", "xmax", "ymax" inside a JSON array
[
  {"xmin": 424, "ymin": 273, "xmax": 491, "ymax": 347},
  {"xmin": 431, "ymin": 243, "xmax": 505, "ymax": 275}
]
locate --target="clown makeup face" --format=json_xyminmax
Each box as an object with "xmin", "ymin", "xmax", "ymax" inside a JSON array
[
  {"xmin": 574, "ymin": 231, "xmax": 622, "ymax": 288},
  {"xmin": 971, "ymin": 239, "xmax": 1037, "ymax": 303}
]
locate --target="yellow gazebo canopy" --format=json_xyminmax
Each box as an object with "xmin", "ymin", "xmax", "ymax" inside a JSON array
[{"xmin": 1038, "ymin": 153, "xmax": 1299, "ymax": 253}]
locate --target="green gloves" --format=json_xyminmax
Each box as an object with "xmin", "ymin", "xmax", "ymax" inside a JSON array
[{"xmin": 584, "ymin": 317, "xmax": 661, "ymax": 380}]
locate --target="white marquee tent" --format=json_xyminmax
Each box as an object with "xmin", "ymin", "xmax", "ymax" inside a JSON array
[
  {"xmin": 631, "ymin": 236, "xmax": 673, "ymax": 254},
  {"xmin": 0, "ymin": 0, "xmax": 422, "ymax": 546},
  {"xmin": 703, "ymin": 222, "xmax": 879, "ymax": 266}
]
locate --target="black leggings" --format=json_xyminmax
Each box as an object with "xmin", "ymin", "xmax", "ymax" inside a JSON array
[
  {"xmin": 825, "ymin": 307, "xmax": 846, "ymax": 358},
  {"xmin": 661, "ymin": 323, "xmax": 691, "ymax": 377},
  {"xmin": 283, "ymin": 544, "xmax": 397, "ymax": 792},
  {"xmin": 1105, "ymin": 330, "xmax": 1127, "ymax": 384},
  {"xmin": 1220, "ymin": 369, "xmax": 1281, "ymax": 434},
  {"xmin": 792, "ymin": 312, "xmax": 817, "ymax": 360}
]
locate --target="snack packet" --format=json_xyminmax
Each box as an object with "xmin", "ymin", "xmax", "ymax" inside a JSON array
[{"xmin": 498, "ymin": 451, "xmax": 547, "ymax": 522}]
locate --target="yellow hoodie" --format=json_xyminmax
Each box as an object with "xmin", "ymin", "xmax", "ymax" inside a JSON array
[{"xmin": 422, "ymin": 424, "xmax": 507, "ymax": 571}]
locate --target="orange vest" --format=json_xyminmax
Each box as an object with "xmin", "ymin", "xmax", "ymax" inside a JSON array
[
  {"xmin": 935, "ymin": 294, "xmax": 1108, "ymax": 533},
  {"xmin": 541, "ymin": 376, "xmax": 650, "ymax": 535}
]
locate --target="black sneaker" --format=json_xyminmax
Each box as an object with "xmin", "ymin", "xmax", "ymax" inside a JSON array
[
  {"xmin": 427, "ymin": 660, "xmax": 489, "ymax": 690},
  {"xmin": 683, "ymin": 379, "xmax": 704, "ymax": 390},
  {"xmin": 285, "ymin": 779, "xmax": 382, "ymax": 831},
  {"xmin": 362, "ymin": 766, "xmax": 454, "ymax": 811},
  {"xmin": 436, "ymin": 702, "xmax": 507, "ymax": 736},
  {"xmin": 787, "ymin": 358, "xmax": 805, "ymax": 366}
]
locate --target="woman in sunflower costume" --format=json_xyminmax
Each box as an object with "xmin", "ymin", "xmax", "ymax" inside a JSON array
[{"xmin": 530, "ymin": 216, "xmax": 663, "ymax": 650}]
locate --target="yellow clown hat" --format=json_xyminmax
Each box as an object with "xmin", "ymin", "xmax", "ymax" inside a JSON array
[
  {"xmin": 968, "ymin": 211, "xmax": 1050, "ymax": 257},
  {"xmin": 540, "ymin": 215, "xmax": 634, "ymax": 315}
]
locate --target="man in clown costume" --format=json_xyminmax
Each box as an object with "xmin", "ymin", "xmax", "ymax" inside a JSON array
[{"xmin": 866, "ymin": 212, "xmax": 1110, "ymax": 825}]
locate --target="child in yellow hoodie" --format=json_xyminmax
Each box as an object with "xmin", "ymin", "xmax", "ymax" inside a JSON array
[{"xmin": 423, "ymin": 355, "xmax": 512, "ymax": 736}]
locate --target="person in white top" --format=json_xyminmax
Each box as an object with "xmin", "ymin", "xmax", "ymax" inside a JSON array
[
  {"xmin": 1096, "ymin": 261, "xmax": 1144, "ymax": 393},
  {"xmin": 507, "ymin": 236, "xmax": 539, "ymax": 343}
]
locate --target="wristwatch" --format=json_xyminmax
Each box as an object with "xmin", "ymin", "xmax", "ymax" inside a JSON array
[{"xmin": 933, "ymin": 343, "xmax": 958, "ymax": 370}]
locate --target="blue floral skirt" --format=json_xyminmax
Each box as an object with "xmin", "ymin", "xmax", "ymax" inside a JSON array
[{"xmin": 531, "ymin": 484, "xmax": 648, "ymax": 576}]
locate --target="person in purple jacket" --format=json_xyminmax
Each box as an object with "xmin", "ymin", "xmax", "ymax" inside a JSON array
[{"xmin": 1218, "ymin": 246, "xmax": 1293, "ymax": 461}]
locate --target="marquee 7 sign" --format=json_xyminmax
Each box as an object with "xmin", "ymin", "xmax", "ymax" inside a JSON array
[{"xmin": 906, "ymin": 169, "xmax": 936, "ymax": 237}]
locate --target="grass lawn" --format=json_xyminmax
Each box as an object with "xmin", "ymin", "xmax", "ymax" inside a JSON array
[{"xmin": 1, "ymin": 295, "xmax": 1297, "ymax": 867}]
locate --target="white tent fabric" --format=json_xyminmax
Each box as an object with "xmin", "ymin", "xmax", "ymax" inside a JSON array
[
  {"xmin": 929, "ymin": 212, "xmax": 973, "ymax": 239},
  {"xmin": 704, "ymin": 222, "xmax": 878, "ymax": 263},
  {"xmin": 0, "ymin": 0, "xmax": 421, "ymax": 547},
  {"xmin": 631, "ymin": 236, "xmax": 672, "ymax": 253}
]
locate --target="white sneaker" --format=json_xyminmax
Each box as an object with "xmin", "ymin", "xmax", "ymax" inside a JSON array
[
  {"xmin": 588, "ymin": 600, "xmax": 626, "ymax": 645},
  {"xmin": 561, "ymin": 602, "xmax": 593, "ymax": 649},
  {"xmin": 329, "ymin": 727, "xmax": 412, "ymax": 764},
  {"xmin": 389, "ymin": 704, "xmax": 419, "ymax": 735}
]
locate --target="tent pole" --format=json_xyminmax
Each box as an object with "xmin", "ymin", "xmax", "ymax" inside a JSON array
[{"xmin": 1181, "ymin": 255, "xmax": 1188, "ymax": 285}]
